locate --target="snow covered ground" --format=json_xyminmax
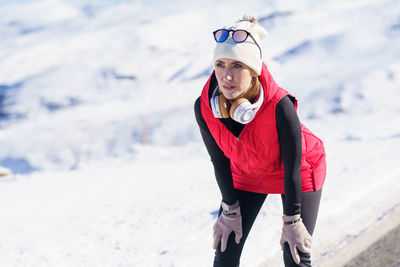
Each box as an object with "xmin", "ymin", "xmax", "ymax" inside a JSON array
[{"xmin": 0, "ymin": 0, "xmax": 399, "ymax": 266}]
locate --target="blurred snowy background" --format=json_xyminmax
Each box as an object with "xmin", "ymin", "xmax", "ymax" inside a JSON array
[{"xmin": 0, "ymin": 0, "xmax": 399, "ymax": 266}]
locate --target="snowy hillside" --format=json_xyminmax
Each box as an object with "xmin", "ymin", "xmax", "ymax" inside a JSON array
[{"xmin": 0, "ymin": 0, "xmax": 399, "ymax": 266}]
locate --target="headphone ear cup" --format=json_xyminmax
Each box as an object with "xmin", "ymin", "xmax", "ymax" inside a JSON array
[
  {"xmin": 230, "ymin": 98, "xmax": 250, "ymax": 120},
  {"xmin": 218, "ymin": 94, "xmax": 230, "ymax": 118}
]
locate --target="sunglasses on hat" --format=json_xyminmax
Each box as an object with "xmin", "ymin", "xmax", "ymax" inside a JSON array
[{"xmin": 213, "ymin": 29, "xmax": 262, "ymax": 58}]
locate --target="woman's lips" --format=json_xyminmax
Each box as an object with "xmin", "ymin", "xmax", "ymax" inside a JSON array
[{"xmin": 223, "ymin": 85, "xmax": 236, "ymax": 91}]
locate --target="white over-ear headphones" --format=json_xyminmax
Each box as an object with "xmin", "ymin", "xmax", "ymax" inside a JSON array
[{"xmin": 210, "ymin": 85, "xmax": 264, "ymax": 124}]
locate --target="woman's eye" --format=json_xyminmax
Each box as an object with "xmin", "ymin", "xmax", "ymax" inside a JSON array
[
  {"xmin": 215, "ymin": 63, "xmax": 224, "ymax": 68},
  {"xmin": 234, "ymin": 64, "xmax": 242, "ymax": 68}
]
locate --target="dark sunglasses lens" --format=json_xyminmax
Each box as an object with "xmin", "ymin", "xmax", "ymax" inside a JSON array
[
  {"xmin": 214, "ymin": 29, "xmax": 229, "ymax": 42},
  {"xmin": 232, "ymin": 30, "xmax": 248, "ymax": 43}
]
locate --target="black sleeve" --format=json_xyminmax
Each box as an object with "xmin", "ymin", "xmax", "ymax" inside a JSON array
[
  {"xmin": 194, "ymin": 97, "xmax": 238, "ymax": 205},
  {"xmin": 276, "ymin": 96, "xmax": 302, "ymax": 215}
]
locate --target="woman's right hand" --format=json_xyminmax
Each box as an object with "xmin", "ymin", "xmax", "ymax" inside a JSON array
[{"xmin": 213, "ymin": 201, "xmax": 243, "ymax": 252}]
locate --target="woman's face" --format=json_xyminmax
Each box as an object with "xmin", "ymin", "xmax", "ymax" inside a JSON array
[{"xmin": 214, "ymin": 58, "xmax": 256, "ymax": 100}]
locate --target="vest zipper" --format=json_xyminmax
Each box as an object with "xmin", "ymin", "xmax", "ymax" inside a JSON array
[
  {"xmin": 237, "ymin": 135, "xmax": 263, "ymax": 192},
  {"xmin": 236, "ymin": 130, "xmax": 262, "ymax": 192},
  {"xmin": 236, "ymin": 136, "xmax": 250, "ymax": 173}
]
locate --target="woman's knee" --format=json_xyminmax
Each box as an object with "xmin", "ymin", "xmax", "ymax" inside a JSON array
[
  {"xmin": 282, "ymin": 242, "xmax": 311, "ymax": 267},
  {"xmin": 213, "ymin": 233, "xmax": 242, "ymax": 267}
]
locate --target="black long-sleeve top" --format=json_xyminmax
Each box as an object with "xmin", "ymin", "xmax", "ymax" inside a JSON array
[{"xmin": 194, "ymin": 76, "xmax": 302, "ymax": 215}]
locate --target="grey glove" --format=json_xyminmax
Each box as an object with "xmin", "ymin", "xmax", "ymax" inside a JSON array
[
  {"xmin": 213, "ymin": 201, "xmax": 242, "ymax": 252},
  {"xmin": 280, "ymin": 214, "xmax": 312, "ymax": 264}
]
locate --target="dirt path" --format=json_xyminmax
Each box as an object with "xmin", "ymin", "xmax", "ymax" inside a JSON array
[
  {"xmin": 319, "ymin": 204, "xmax": 400, "ymax": 267},
  {"xmin": 345, "ymin": 223, "xmax": 400, "ymax": 267}
]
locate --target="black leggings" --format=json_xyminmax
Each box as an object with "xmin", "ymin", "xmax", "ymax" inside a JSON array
[{"xmin": 213, "ymin": 189, "xmax": 322, "ymax": 267}]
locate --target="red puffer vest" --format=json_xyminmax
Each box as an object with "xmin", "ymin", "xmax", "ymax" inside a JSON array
[{"xmin": 200, "ymin": 63, "xmax": 326, "ymax": 194}]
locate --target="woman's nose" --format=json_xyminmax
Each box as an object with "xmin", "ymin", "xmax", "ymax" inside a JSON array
[{"xmin": 223, "ymin": 68, "xmax": 233, "ymax": 80}]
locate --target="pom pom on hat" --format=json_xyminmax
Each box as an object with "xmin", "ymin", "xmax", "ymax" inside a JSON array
[{"xmin": 213, "ymin": 16, "xmax": 268, "ymax": 75}]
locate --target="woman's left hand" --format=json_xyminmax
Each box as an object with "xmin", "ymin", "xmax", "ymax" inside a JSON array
[{"xmin": 280, "ymin": 214, "xmax": 312, "ymax": 264}]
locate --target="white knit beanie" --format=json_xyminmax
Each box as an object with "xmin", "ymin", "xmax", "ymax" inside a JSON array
[{"xmin": 213, "ymin": 17, "xmax": 268, "ymax": 75}]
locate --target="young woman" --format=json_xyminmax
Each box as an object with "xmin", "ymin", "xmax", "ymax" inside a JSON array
[{"xmin": 194, "ymin": 16, "xmax": 326, "ymax": 267}]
